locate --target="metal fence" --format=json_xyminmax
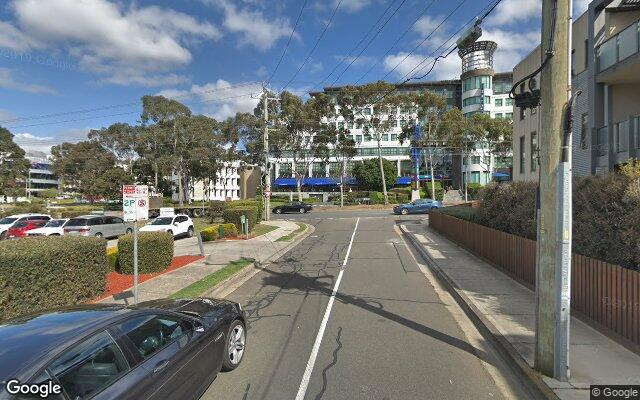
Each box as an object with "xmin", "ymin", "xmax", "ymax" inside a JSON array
[{"xmin": 429, "ymin": 212, "xmax": 640, "ymax": 349}]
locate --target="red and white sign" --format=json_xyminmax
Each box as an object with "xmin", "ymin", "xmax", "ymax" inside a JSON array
[
  {"xmin": 123, "ymin": 185, "xmax": 149, "ymax": 222},
  {"xmin": 264, "ymin": 191, "xmax": 271, "ymax": 198}
]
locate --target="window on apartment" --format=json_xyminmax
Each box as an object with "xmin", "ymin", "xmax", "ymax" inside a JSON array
[
  {"xmin": 337, "ymin": 121, "xmax": 344, "ymax": 130},
  {"xmin": 505, "ymin": 112, "xmax": 513, "ymax": 120},
  {"xmin": 584, "ymin": 39, "xmax": 589, "ymax": 68},
  {"xmin": 505, "ymin": 98, "xmax": 514, "ymax": 106},
  {"xmin": 382, "ymin": 134, "xmax": 390, "ymax": 141},
  {"xmin": 530, "ymin": 132, "xmax": 537, "ymax": 172},
  {"xmin": 495, "ymin": 98, "xmax": 503, "ymax": 107},
  {"xmin": 484, "ymin": 96, "xmax": 491, "ymax": 104},
  {"xmin": 391, "ymin": 133, "xmax": 398, "ymax": 141},
  {"xmin": 471, "ymin": 171, "xmax": 480, "ymax": 183},
  {"xmin": 495, "ymin": 113, "xmax": 503, "ymax": 119},
  {"xmin": 580, "ymin": 113, "xmax": 588, "ymax": 149},
  {"xmin": 571, "ymin": 49, "xmax": 576, "ymax": 76},
  {"xmin": 483, "ymin": 156, "xmax": 491, "ymax": 165},
  {"xmin": 519, "ymin": 136, "xmax": 526, "ymax": 174},
  {"xmin": 471, "ymin": 156, "xmax": 481, "ymax": 164},
  {"xmin": 614, "ymin": 121, "xmax": 629, "ymax": 153}
]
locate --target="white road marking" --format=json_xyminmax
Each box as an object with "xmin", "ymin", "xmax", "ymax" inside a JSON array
[{"xmin": 294, "ymin": 217, "xmax": 360, "ymax": 400}]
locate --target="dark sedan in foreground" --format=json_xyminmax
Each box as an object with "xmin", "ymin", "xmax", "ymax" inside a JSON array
[
  {"xmin": 0, "ymin": 298, "xmax": 246, "ymax": 400},
  {"xmin": 393, "ymin": 198, "xmax": 442, "ymax": 215},
  {"xmin": 272, "ymin": 201, "xmax": 313, "ymax": 214}
]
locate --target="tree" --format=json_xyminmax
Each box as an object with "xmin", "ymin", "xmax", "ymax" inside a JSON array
[
  {"xmin": 468, "ymin": 114, "xmax": 513, "ymax": 182},
  {"xmin": 39, "ymin": 188, "xmax": 59, "ymax": 200},
  {"xmin": 336, "ymin": 82, "xmax": 403, "ymax": 204},
  {"xmin": 88, "ymin": 122, "xmax": 139, "ymax": 171},
  {"xmin": 0, "ymin": 127, "xmax": 30, "ymax": 201},
  {"xmin": 330, "ymin": 130, "xmax": 357, "ymax": 207},
  {"xmin": 51, "ymin": 141, "xmax": 133, "ymax": 201},
  {"xmin": 353, "ymin": 158, "xmax": 397, "ymax": 192},
  {"xmin": 270, "ymin": 91, "xmax": 334, "ymax": 201}
]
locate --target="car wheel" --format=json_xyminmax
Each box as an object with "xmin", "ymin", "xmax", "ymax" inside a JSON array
[
  {"xmin": 187, "ymin": 226, "xmax": 194, "ymax": 238},
  {"xmin": 400, "ymin": 208, "xmax": 409, "ymax": 215},
  {"xmin": 0, "ymin": 231, "xmax": 5, "ymax": 240},
  {"xmin": 222, "ymin": 319, "xmax": 246, "ymax": 372},
  {"xmin": 299, "ymin": 208, "xmax": 305, "ymax": 214},
  {"xmin": 50, "ymin": 233, "xmax": 60, "ymax": 236},
  {"xmin": 275, "ymin": 208, "xmax": 282, "ymax": 214},
  {"xmin": 192, "ymin": 208, "xmax": 204, "ymax": 218},
  {"xmin": 94, "ymin": 232, "xmax": 103, "ymax": 238},
  {"xmin": 126, "ymin": 228, "xmax": 133, "ymax": 234},
  {"xmin": 430, "ymin": 206, "xmax": 438, "ymax": 210}
]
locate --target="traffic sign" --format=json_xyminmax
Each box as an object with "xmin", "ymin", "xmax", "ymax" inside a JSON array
[
  {"xmin": 123, "ymin": 185, "xmax": 149, "ymax": 222},
  {"xmin": 264, "ymin": 191, "xmax": 271, "ymax": 198}
]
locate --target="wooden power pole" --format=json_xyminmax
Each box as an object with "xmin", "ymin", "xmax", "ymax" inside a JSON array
[{"xmin": 535, "ymin": 0, "xmax": 571, "ymax": 380}]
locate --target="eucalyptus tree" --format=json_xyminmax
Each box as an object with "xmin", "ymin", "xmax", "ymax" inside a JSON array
[
  {"xmin": 468, "ymin": 113, "xmax": 513, "ymax": 182},
  {"xmin": 88, "ymin": 122, "xmax": 139, "ymax": 171},
  {"xmin": 0, "ymin": 127, "xmax": 30, "ymax": 201}
]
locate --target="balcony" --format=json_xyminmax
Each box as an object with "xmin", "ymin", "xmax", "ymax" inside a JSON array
[{"xmin": 596, "ymin": 19, "xmax": 640, "ymax": 83}]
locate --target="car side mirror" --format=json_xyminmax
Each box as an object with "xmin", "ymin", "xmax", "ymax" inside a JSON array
[{"xmin": 173, "ymin": 222, "xmax": 179, "ymax": 226}]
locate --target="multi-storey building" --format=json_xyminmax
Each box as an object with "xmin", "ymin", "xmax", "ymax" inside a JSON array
[
  {"xmin": 25, "ymin": 151, "xmax": 59, "ymax": 197},
  {"xmin": 514, "ymin": 0, "xmax": 640, "ymax": 181},
  {"xmin": 174, "ymin": 162, "xmax": 262, "ymax": 202}
]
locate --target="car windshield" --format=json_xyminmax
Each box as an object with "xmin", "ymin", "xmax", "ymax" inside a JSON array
[
  {"xmin": 12, "ymin": 221, "xmax": 29, "ymax": 228},
  {"xmin": 45, "ymin": 220, "xmax": 67, "ymax": 228},
  {"xmin": 151, "ymin": 217, "xmax": 174, "ymax": 225},
  {"xmin": 0, "ymin": 217, "xmax": 18, "ymax": 225},
  {"xmin": 65, "ymin": 218, "xmax": 89, "ymax": 227}
]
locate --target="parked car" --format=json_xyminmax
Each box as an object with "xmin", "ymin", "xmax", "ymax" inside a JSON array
[
  {"xmin": 393, "ymin": 199, "xmax": 442, "ymax": 215},
  {"xmin": 140, "ymin": 214, "xmax": 194, "ymax": 238},
  {"xmin": 0, "ymin": 214, "xmax": 51, "ymax": 239},
  {"xmin": 64, "ymin": 215, "xmax": 133, "ymax": 238},
  {"xmin": 0, "ymin": 298, "xmax": 246, "ymax": 400},
  {"xmin": 26, "ymin": 219, "xmax": 70, "ymax": 237},
  {"xmin": 272, "ymin": 201, "xmax": 313, "ymax": 214},
  {"xmin": 5, "ymin": 220, "xmax": 48, "ymax": 239}
]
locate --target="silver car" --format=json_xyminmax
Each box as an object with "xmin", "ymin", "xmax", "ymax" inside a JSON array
[{"xmin": 63, "ymin": 215, "xmax": 133, "ymax": 238}]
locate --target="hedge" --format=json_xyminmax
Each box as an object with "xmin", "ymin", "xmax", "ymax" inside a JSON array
[
  {"xmin": 0, "ymin": 236, "xmax": 108, "ymax": 320},
  {"xmin": 209, "ymin": 200, "xmax": 227, "ymax": 219},
  {"xmin": 200, "ymin": 223, "xmax": 239, "ymax": 242},
  {"xmin": 466, "ymin": 183, "xmax": 483, "ymax": 200},
  {"xmin": 117, "ymin": 231, "xmax": 174, "ymax": 274},
  {"xmin": 223, "ymin": 208, "xmax": 258, "ymax": 233},
  {"xmin": 227, "ymin": 200, "xmax": 263, "ymax": 221},
  {"xmin": 423, "ymin": 181, "xmax": 444, "ymax": 201},
  {"xmin": 106, "ymin": 247, "xmax": 118, "ymax": 271}
]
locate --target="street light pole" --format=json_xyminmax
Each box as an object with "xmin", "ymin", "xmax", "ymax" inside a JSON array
[
  {"xmin": 535, "ymin": 0, "xmax": 571, "ymax": 380},
  {"xmin": 263, "ymin": 87, "xmax": 271, "ymax": 222}
]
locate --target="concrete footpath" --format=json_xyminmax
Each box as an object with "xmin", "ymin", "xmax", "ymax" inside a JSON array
[
  {"xmin": 101, "ymin": 220, "xmax": 312, "ymax": 305},
  {"xmin": 401, "ymin": 220, "xmax": 640, "ymax": 400}
]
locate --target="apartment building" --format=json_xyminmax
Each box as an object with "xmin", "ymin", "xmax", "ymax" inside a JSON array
[
  {"xmin": 173, "ymin": 161, "xmax": 242, "ymax": 202},
  {"xmin": 25, "ymin": 150, "xmax": 59, "ymax": 197},
  {"xmin": 513, "ymin": 0, "xmax": 640, "ymax": 181}
]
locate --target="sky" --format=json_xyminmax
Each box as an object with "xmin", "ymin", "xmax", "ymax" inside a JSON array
[{"xmin": 0, "ymin": 0, "xmax": 590, "ymax": 154}]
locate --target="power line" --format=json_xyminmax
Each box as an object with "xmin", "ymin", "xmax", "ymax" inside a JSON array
[
  {"xmin": 354, "ymin": 0, "xmax": 437, "ymax": 85},
  {"xmin": 280, "ymin": 0, "xmax": 343, "ymax": 90},
  {"xmin": 312, "ymin": 0, "xmax": 400, "ymax": 89},
  {"xmin": 266, "ymin": 0, "xmax": 309, "ymax": 86},
  {"xmin": 330, "ymin": 0, "xmax": 408, "ymax": 86}
]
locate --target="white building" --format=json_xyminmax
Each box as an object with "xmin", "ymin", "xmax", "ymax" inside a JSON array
[
  {"xmin": 458, "ymin": 41, "xmax": 513, "ymax": 185},
  {"xmin": 172, "ymin": 161, "xmax": 242, "ymax": 202}
]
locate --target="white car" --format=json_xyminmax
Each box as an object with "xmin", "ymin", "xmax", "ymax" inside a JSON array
[
  {"xmin": 140, "ymin": 214, "xmax": 194, "ymax": 238},
  {"xmin": 0, "ymin": 214, "xmax": 52, "ymax": 239},
  {"xmin": 26, "ymin": 218, "xmax": 69, "ymax": 236}
]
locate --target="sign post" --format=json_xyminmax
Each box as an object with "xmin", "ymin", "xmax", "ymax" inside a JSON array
[{"xmin": 123, "ymin": 185, "xmax": 149, "ymax": 304}]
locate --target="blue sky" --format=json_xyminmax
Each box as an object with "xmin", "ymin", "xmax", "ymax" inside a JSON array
[{"xmin": 0, "ymin": 0, "xmax": 589, "ymax": 154}]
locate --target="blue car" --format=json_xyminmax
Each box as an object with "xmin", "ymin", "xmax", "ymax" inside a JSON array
[{"xmin": 393, "ymin": 199, "xmax": 442, "ymax": 215}]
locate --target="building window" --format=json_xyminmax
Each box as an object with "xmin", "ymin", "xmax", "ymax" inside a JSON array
[
  {"xmin": 571, "ymin": 49, "xmax": 576, "ymax": 76},
  {"xmin": 505, "ymin": 112, "xmax": 513, "ymax": 120},
  {"xmin": 391, "ymin": 133, "xmax": 398, "ymax": 141},
  {"xmin": 505, "ymin": 98, "xmax": 514, "ymax": 106},
  {"xmin": 484, "ymin": 96, "xmax": 491, "ymax": 104},
  {"xmin": 614, "ymin": 121, "xmax": 629, "ymax": 153},
  {"xmin": 471, "ymin": 156, "xmax": 481, "ymax": 164},
  {"xmin": 495, "ymin": 98, "xmax": 503, "ymax": 107},
  {"xmin": 530, "ymin": 132, "xmax": 537, "ymax": 172},
  {"xmin": 471, "ymin": 171, "xmax": 480, "ymax": 183},
  {"xmin": 337, "ymin": 121, "xmax": 344, "ymax": 130},
  {"xmin": 382, "ymin": 133, "xmax": 390, "ymax": 141},
  {"xmin": 519, "ymin": 136, "xmax": 526, "ymax": 174},
  {"xmin": 584, "ymin": 39, "xmax": 589, "ymax": 68},
  {"xmin": 483, "ymin": 156, "xmax": 491, "ymax": 164},
  {"xmin": 580, "ymin": 113, "xmax": 588, "ymax": 149},
  {"xmin": 463, "ymin": 76, "xmax": 491, "ymax": 91},
  {"xmin": 495, "ymin": 113, "xmax": 503, "ymax": 119}
]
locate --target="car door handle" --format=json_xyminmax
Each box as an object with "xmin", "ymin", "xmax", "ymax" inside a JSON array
[{"xmin": 153, "ymin": 359, "xmax": 170, "ymax": 373}]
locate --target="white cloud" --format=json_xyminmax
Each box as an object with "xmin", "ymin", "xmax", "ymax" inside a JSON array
[
  {"xmin": 256, "ymin": 65, "xmax": 268, "ymax": 78},
  {"xmin": 481, "ymin": 28, "xmax": 540, "ymax": 72},
  {"xmin": 217, "ymin": 0, "xmax": 294, "ymax": 51},
  {"xmin": 0, "ymin": 67, "xmax": 57, "ymax": 94},
  {"xmin": 14, "ymin": 129, "xmax": 89, "ymax": 154},
  {"xmin": 335, "ymin": 0, "xmax": 372, "ymax": 13},
  {"xmin": 159, "ymin": 80, "xmax": 262, "ymax": 121},
  {"xmin": 414, "ymin": 15, "xmax": 443, "ymax": 37},
  {"xmin": 485, "ymin": 0, "xmax": 541, "ymax": 26},
  {"xmin": 0, "ymin": 109, "xmax": 16, "ymax": 122},
  {"xmin": 333, "ymin": 55, "xmax": 375, "ymax": 67},
  {"xmin": 0, "ymin": 0, "xmax": 221, "ymax": 86},
  {"xmin": 574, "ymin": 0, "xmax": 590, "ymax": 15},
  {"xmin": 383, "ymin": 53, "xmax": 428, "ymax": 79}
]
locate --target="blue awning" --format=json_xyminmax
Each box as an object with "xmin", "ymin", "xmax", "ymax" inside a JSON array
[
  {"xmin": 396, "ymin": 176, "xmax": 412, "ymax": 185},
  {"xmin": 274, "ymin": 178, "xmax": 298, "ymax": 187},
  {"xmin": 274, "ymin": 177, "xmax": 341, "ymax": 187},
  {"xmin": 492, "ymin": 172, "xmax": 510, "ymax": 178}
]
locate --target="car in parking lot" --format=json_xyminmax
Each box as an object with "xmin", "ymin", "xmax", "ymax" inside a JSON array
[
  {"xmin": 0, "ymin": 298, "xmax": 246, "ymax": 400},
  {"xmin": 6, "ymin": 220, "xmax": 48, "ymax": 239},
  {"xmin": 272, "ymin": 201, "xmax": 313, "ymax": 214},
  {"xmin": 393, "ymin": 199, "xmax": 442, "ymax": 215},
  {"xmin": 26, "ymin": 219, "xmax": 70, "ymax": 237},
  {"xmin": 0, "ymin": 214, "xmax": 51, "ymax": 239},
  {"xmin": 140, "ymin": 214, "xmax": 194, "ymax": 238},
  {"xmin": 63, "ymin": 215, "xmax": 133, "ymax": 238}
]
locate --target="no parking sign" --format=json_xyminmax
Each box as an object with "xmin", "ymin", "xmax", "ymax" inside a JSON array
[{"xmin": 122, "ymin": 185, "xmax": 149, "ymax": 222}]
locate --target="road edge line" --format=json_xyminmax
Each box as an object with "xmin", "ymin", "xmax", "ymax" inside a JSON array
[
  {"xmin": 399, "ymin": 224, "xmax": 560, "ymax": 400},
  {"xmin": 295, "ymin": 217, "xmax": 359, "ymax": 400}
]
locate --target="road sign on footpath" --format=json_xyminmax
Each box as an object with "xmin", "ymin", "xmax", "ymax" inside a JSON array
[{"xmin": 122, "ymin": 185, "xmax": 149, "ymax": 305}]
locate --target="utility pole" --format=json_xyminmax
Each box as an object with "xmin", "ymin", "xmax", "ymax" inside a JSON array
[
  {"xmin": 263, "ymin": 86, "xmax": 271, "ymax": 221},
  {"xmin": 535, "ymin": 0, "xmax": 571, "ymax": 380}
]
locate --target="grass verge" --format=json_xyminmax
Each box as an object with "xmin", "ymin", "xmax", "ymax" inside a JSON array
[
  {"xmin": 170, "ymin": 258, "xmax": 255, "ymax": 299},
  {"xmin": 275, "ymin": 222, "xmax": 307, "ymax": 242},
  {"xmin": 251, "ymin": 223, "xmax": 278, "ymax": 238}
]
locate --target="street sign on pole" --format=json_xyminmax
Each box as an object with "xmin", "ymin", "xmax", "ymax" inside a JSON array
[{"xmin": 122, "ymin": 185, "xmax": 149, "ymax": 304}]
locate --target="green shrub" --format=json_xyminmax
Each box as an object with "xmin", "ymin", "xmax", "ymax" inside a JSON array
[
  {"xmin": 228, "ymin": 200, "xmax": 263, "ymax": 221},
  {"xmin": 0, "ymin": 236, "xmax": 108, "ymax": 320},
  {"xmin": 436, "ymin": 205, "xmax": 478, "ymax": 221},
  {"xmin": 106, "ymin": 247, "xmax": 118, "ymax": 271},
  {"xmin": 466, "ymin": 183, "xmax": 483, "ymax": 200},
  {"xmin": 423, "ymin": 181, "xmax": 444, "ymax": 201},
  {"xmin": 209, "ymin": 200, "xmax": 227, "ymax": 219},
  {"xmin": 200, "ymin": 226, "xmax": 220, "ymax": 242},
  {"xmin": 221, "ymin": 223, "xmax": 239, "ymax": 237},
  {"xmin": 223, "ymin": 208, "xmax": 258, "ymax": 232},
  {"xmin": 475, "ymin": 182, "xmax": 537, "ymax": 240},
  {"xmin": 370, "ymin": 191, "xmax": 385, "ymax": 204},
  {"xmin": 117, "ymin": 232, "xmax": 174, "ymax": 274},
  {"xmin": 397, "ymin": 193, "xmax": 409, "ymax": 203}
]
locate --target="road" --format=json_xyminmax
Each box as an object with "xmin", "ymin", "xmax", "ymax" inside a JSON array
[{"xmin": 201, "ymin": 213, "xmax": 534, "ymax": 400}]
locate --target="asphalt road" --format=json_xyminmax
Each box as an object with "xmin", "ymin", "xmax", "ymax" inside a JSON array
[{"xmin": 201, "ymin": 214, "xmax": 533, "ymax": 400}]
